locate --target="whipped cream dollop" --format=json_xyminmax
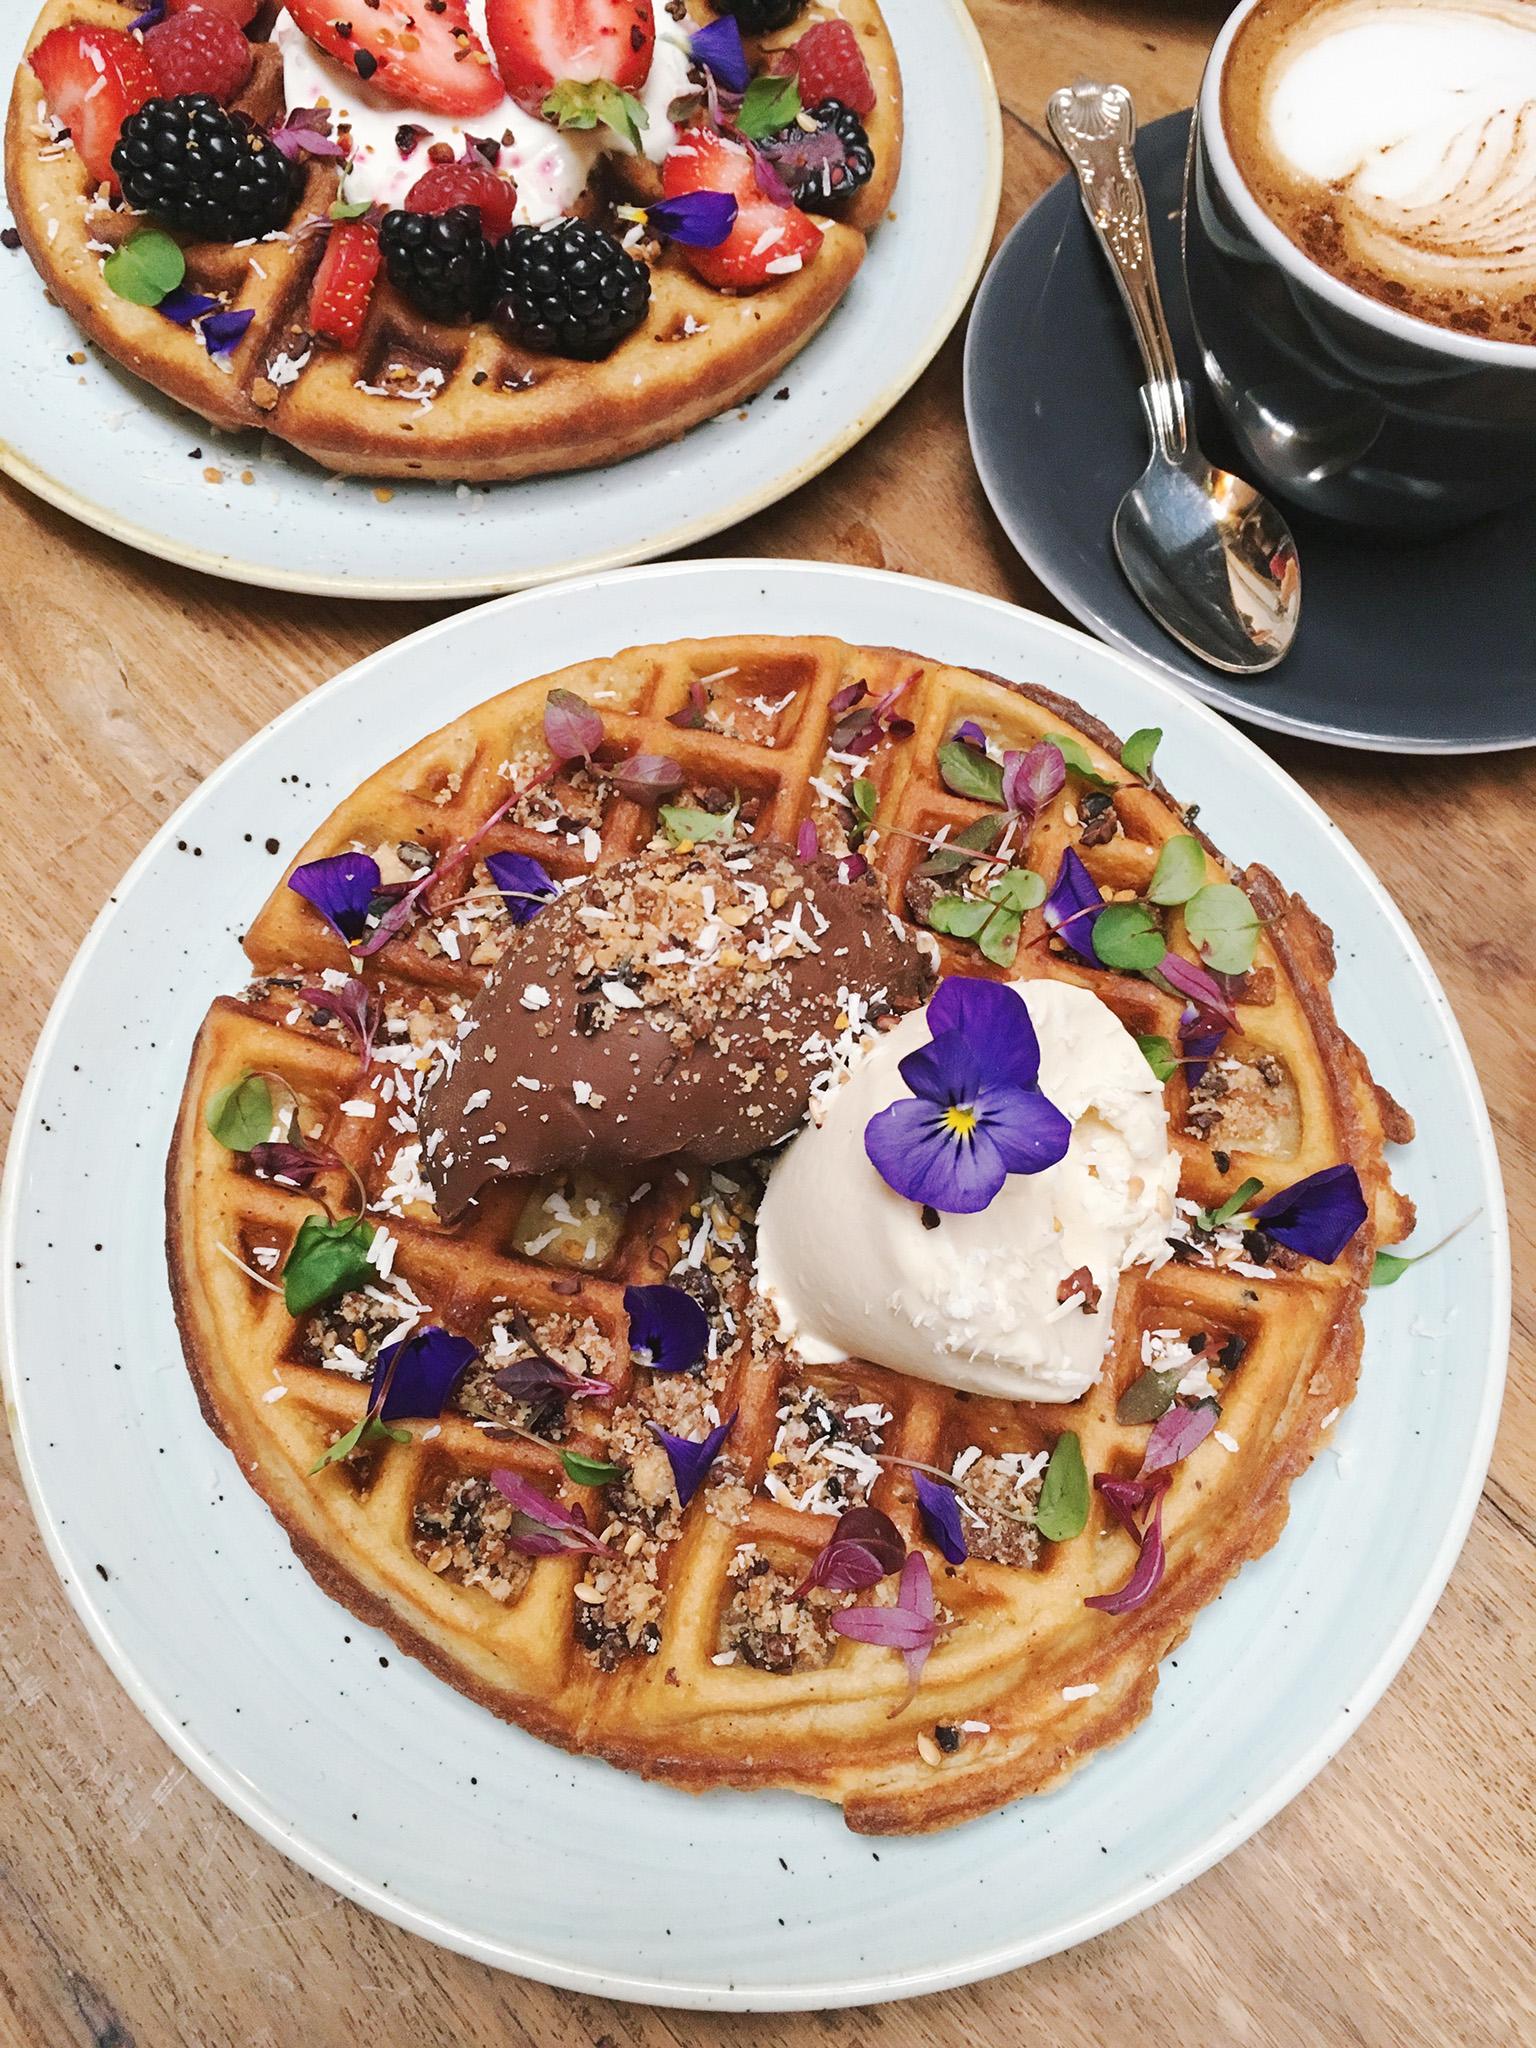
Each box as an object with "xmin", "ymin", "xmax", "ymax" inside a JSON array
[
  {"xmin": 1262, "ymin": 1, "xmax": 1536, "ymax": 306},
  {"xmin": 272, "ymin": 0, "xmax": 695, "ymax": 221},
  {"xmin": 755, "ymin": 980, "xmax": 1182, "ymax": 1404}
]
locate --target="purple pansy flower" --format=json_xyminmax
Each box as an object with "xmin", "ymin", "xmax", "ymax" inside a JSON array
[
  {"xmin": 1177, "ymin": 1002, "xmax": 1226, "ymax": 1088},
  {"xmin": 797, "ymin": 1506, "xmax": 906, "ymax": 1596},
  {"xmin": 863, "ymin": 977, "xmax": 1072, "ymax": 1215},
  {"xmin": 158, "ymin": 287, "xmax": 221, "ymax": 327},
  {"xmin": 691, "ymin": 13, "xmax": 751, "ymax": 92},
  {"xmin": 647, "ymin": 190, "xmax": 739, "ymax": 248},
  {"xmin": 201, "ymin": 306, "xmax": 255, "ymax": 355},
  {"xmin": 484, "ymin": 850, "xmax": 558, "ymax": 925},
  {"xmin": 649, "ymin": 1412, "xmax": 735, "ymax": 1509},
  {"xmin": 624, "ymin": 1283, "xmax": 709, "ymax": 1373},
  {"xmin": 374, "ymin": 1326, "xmax": 477, "ymax": 1423},
  {"xmin": 491, "ymin": 1469, "xmax": 613, "ymax": 1557},
  {"xmin": 1252, "ymin": 1164, "xmax": 1367, "ymax": 1263},
  {"xmin": 912, "ymin": 1470, "xmax": 967, "ymax": 1564},
  {"xmin": 831, "ymin": 1551, "xmax": 939, "ymax": 1694},
  {"xmin": 288, "ymin": 850, "xmax": 381, "ymax": 944},
  {"xmin": 1002, "ymin": 740, "xmax": 1066, "ymax": 821},
  {"xmin": 1043, "ymin": 847, "xmax": 1105, "ymax": 962},
  {"xmin": 954, "ymin": 719, "xmax": 987, "ymax": 750},
  {"xmin": 128, "ymin": 0, "xmax": 166, "ymax": 28}
]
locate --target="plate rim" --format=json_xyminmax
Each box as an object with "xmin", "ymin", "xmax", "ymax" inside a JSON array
[
  {"xmin": 962, "ymin": 108, "xmax": 1536, "ymax": 760},
  {"xmin": 0, "ymin": 558, "xmax": 1511, "ymax": 2008},
  {"xmin": 0, "ymin": 0, "xmax": 1002, "ymax": 603}
]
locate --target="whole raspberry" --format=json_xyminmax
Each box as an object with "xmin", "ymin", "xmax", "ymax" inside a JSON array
[
  {"xmin": 406, "ymin": 158, "xmax": 517, "ymax": 243},
  {"xmin": 165, "ymin": 0, "xmax": 260, "ymax": 19},
  {"xmin": 793, "ymin": 20, "xmax": 875, "ymax": 116},
  {"xmin": 143, "ymin": 9, "xmax": 253, "ymax": 103}
]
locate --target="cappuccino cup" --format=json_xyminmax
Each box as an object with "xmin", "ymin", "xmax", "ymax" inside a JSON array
[{"xmin": 1184, "ymin": 0, "xmax": 1536, "ymax": 532}]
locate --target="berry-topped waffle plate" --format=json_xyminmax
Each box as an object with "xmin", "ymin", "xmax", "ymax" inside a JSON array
[
  {"xmin": 0, "ymin": 0, "xmax": 997, "ymax": 597},
  {"xmin": 1, "ymin": 562, "xmax": 1506, "ymax": 2005}
]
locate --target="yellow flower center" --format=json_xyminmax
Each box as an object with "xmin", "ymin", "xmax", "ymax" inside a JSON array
[{"xmin": 943, "ymin": 1103, "xmax": 979, "ymax": 1140}]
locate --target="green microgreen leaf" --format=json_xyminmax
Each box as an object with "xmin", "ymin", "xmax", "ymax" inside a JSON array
[
  {"xmin": 1369, "ymin": 1213, "xmax": 1477, "ymax": 1287},
  {"xmin": 1147, "ymin": 834, "xmax": 1206, "ymax": 907},
  {"xmin": 1090, "ymin": 901, "xmax": 1167, "ymax": 973},
  {"xmin": 1136, "ymin": 1033, "xmax": 1179, "ymax": 1083},
  {"xmin": 977, "ymin": 914, "xmax": 1021, "ymax": 968},
  {"xmin": 329, "ymin": 199, "xmax": 372, "ymax": 221},
  {"xmin": 561, "ymin": 1449, "xmax": 624, "ymax": 1487},
  {"xmin": 927, "ymin": 895, "xmax": 993, "ymax": 940},
  {"xmin": 282, "ymin": 1212, "xmax": 376, "ymax": 1317},
  {"xmin": 659, "ymin": 795, "xmax": 739, "ymax": 846},
  {"xmin": 989, "ymin": 868, "xmax": 1046, "ymax": 914},
  {"xmin": 1033, "ymin": 1431, "xmax": 1088, "ymax": 1542},
  {"xmin": 851, "ymin": 776, "xmax": 879, "ymax": 829},
  {"xmin": 1185, "ymin": 882, "xmax": 1261, "ymax": 974},
  {"xmin": 543, "ymin": 79, "xmax": 650, "ymax": 152},
  {"xmin": 309, "ymin": 1410, "xmax": 410, "ymax": 1475},
  {"xmin": 936, "ymin": 738, "xmax": 1004, "ymax": 807},
  {"xmin": 103, "ymin": 227, "xmax": 186, "ymax": 308},
  {"xmin": 735, "ymin": 72, "xmax": 802, "ymax": 142},
  {"xmin": 206, "ymin": 1072, "xmax": 274, "ymax": 1152},
  {"xmin": 1121, "ymin": 727, "xmax": 1162, "ymax": 779},
  {"xmin": 916, "ymin": 813, "xmax": 1006, "ymax": 878},
  {"xmin": 1116, "ymin": 1365, "xmax": 1183, "ymax": 1425},
  {"xmin": 1043, "ymin": 732, "xmax": 1117, "ymax": 790},
  {"xmin": 1197, "ymin": 1176, "xmax": 1265, "ymax": 1233}
]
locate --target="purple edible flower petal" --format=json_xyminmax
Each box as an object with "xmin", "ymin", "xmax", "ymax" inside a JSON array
[
  {"xmin": 1084, "ymin": 1488, "xmax": 1168, "ymax": 1614},
  {"xmin": 128, "ymin": 1, "xmax": 166, "ymax": 29},
  {"xmin": 691, "ymin": 13, "xmax": 751, "ymax": 92},
  {"xmin": 157, "ymin": 287, "xmax": 221, "ymax": 326},
  {"xmin": 647, "ymin": 190, "xmax": 739, "ymax": 248},
  {"xmin": 1002, "ymin": 740, "xmax": 1066, "ymax": 820},
  {"xmin": 749, "ymin": 143, "xmax": 795, "ymax": 207},
  {"xmin": 1157, "ymin": 951, "xmax": 1238, "ymax": 1026},
  {"xmin": 796, "ymin": 1505, "xmax": 906, "ymax": 1595},
  {"xmin": 484, "ymin": 850, "xmax": 558, "ymax": 925},
  {"xmin": 1252, "ymin": 1164, "xmax": 1368, "ymax": 1263},
  {"xmin": 648, "ymin": 1412, "xmax": 735, "ymax": 1509},
  {"xmin": 925, "ymin": 976, "xmax": 1043, "ymax": 1091},
  {"xmin": 491, "ymin": 1469, "xmax": 613, "ymax": 1557},
  {"xmin": 288, "ymin": 850, "xmax": 381, "ymax": 944},
  {"xmin": 912, "ymin": 1471, "xmax": 967, "ymax": 1564},
  {"xmin": 610, "ymin": 752, "xmax": 688, "ymax": 802},
  {"xmin": 954, "ymin": 719, "xmax": 987, "ymax": 750},
  {"xmin": 200, "ymin": 306, "xmax": 255, "ymax": 355},
  {"xmin": 373, "ymin": 1326, "xmax": 477, "ymax": 1424},
  {"xmin": 543, "ymin": 688, "xmax": 605, "ymax": 763},
  {"xmin": 1177, "ymin": 1002, "xmax": 1226, "ymax": 1088},
  {"xmin": 1043, "ymin": 847, "xmax": 1105, "ymax": 962},
  {"xmin": 624, "ymin": 1283, "xmax": 709, "ymax": 1374},
  {"xmin": 299, "ymin": 978, "xmax": 380, "ymax": 1067},
  {"xmin": 1141, "ymin": 1399, "xmax": 1219, "ymax": 1476},
  {"xmin": 796, "ymin": 817, "xmax": 820, "ymax": 861}
]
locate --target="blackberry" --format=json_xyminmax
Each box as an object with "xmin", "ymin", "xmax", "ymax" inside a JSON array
[
  {"xmin": 709, "ymin": 0, "xmax": 805, "ymax": 31},
  {"xmin": 492, "ymin": 220, "xmax": 651, "ymax": 361},
  {"xmin": 112, "ymin": 95, "xmax": 299, "ymax": 242},
  {"xmin": 379, "ymin": 205, "xmax": 493, "ymax": 324},
  {"xmin": 758, "ymin": 99, "xmax": 875, "ymax": 206}
]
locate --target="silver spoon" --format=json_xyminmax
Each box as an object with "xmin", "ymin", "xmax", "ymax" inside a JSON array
[{"xmin": 1046, "ymin": 81, "xmax": 1300, "ymax": 675}]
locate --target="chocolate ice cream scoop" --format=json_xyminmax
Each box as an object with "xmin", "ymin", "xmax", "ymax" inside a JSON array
[{"xmin": 420, "ymin": 843, "xmax": 935, "ymax": 1219}]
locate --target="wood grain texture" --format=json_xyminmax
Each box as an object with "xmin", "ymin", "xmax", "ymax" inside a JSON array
[{"xmin": 0, "ymin": 3, "xmax": 1531, "ymax": 2042}]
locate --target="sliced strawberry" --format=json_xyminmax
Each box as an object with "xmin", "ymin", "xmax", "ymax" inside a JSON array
[
  {"xmin": 165, "ymin": 0, "xmax": 261, "ymax": 21},
  {"xmin": 407, "ymin": 158, "xmax": 516, "ymax": 241},
  {"xmin": 30, "ymin": 25, "xmax": 157, "ymax": 192},
  {"xmin": 144, "ymin": 9, "xmax": 253, "ymax": 103},
  {"xmin": 793, "ymin": 20, "xmax": 875, "ymax": 117},
  {"xmin": 308, "ymin": 220, "xmax": 382, "ymax": 348},
  {"xmin": 484, "ymin": 0, "xmax": 653, "ymax": 113},
  {"xmin": 662, "ymin": 125, "xmax": 822, "ymax": 290},
  {"xmin": 286, "ymin": 0, "xmax": 503, "ymax": 118}
]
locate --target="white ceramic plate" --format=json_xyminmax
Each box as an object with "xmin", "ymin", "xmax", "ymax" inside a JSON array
[
  {"xmin": 0, "ymin": 563, "xmax": 1507, "ymax": 2010},
  {"xmin": 0, "ymin": 1, "xmax": 999, "ymax": 600}
]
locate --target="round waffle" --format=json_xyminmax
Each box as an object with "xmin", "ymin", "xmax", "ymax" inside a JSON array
[
  {"xmin": 6, "ymin": 0, "xmax": 901, "ymax": 480},
  {"xmin": 166, "ymin": 635, "xmax": 1414, "ymax": 1833}
]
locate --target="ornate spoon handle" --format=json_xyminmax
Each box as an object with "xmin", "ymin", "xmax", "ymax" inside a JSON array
[{"xmin": 1046, "ymin": 80, "xmax": 1189, "ymax": 459}]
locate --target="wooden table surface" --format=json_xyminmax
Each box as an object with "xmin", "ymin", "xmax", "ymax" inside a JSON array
[{"xmin": 1, "ymin": 3, "xmax": 1531, "ymax": 2042}]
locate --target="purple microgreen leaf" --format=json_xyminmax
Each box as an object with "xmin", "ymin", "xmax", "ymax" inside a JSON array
[
  {"xmin": 157, "ymin": 287, "xmax": 222, "ymax": 327},
  {"xmin": 647, "ymin": 1413, "xmax": 735, "ymax": 1509},
  {"xmin": 748, "ymin": 141, "xmax": 795, "ymax": 206},
  {"xmin": 1251, "ymin": 1164, "xmax": 1368, "ymax": 1264},
  {"xmin": 610, "ymin": 753, "xmax": 688, "ymax": 803},
  {"xmin": 646, "ymin": 190, "xmax": 739, "ymax": 248},
  {"xmin": 1084, "ymin": 1486, "xmax": 1168, "ymax": 1614},
  {"xmin": 491, "ymin": 1469, "xmax": 613, "ymax": 1556},
  {"xmin": 543, "ymin": 687, "xmax": 605, "ymax": 763},
  {"xmin": 492, "ymin": 1350, "xmax": 614, "ymax": 1401},
  {"xmin": 372, "ymin": 1325, "xmax": 477, "ymax": 1424},
  {"xmin": 268, "ymin": 105, "xmax": 348, "ymax": 160},
  {"xmin": 1094, "ymin": 1470, "xmax": 1168, "ymax": 1538},
  {"xmin": 1043, "ymin": 847, "xmax": 1105, "ymax": 962},
  {"xmin": 1141, "ymin": 1399, "xmax": 1219, "ymax": 1476},
  {"xmin": 200, "ymin": 306, "xmax": 255, "ymax": 356},
  {"xmin": 484, "ymin": 850, "xmax": 558, "ymax": 925},
  {"xmin": 839, "ymin": 851, "xmax": 869, "ymax": 881},
  {"xmin": 247, "ymin": 1140, "xmax": 339, "ymax": 1188},
  {"xmin": 796, "ymin": 817, "xmax": 820, "ymax": 861},
  {"xmin": 668, "ymin": 679, "xmax": 709, "ymax": 730},
  {"xmin": 796, "ymin": 1505, "xmax": 907, "ymax": 1595},
  {"xmin": 288, "ymin": 850, "xmax": 381, "ymax": 945},
  {"xmin": 912, "ymin": 1471, "xmax": 967, "ymax": 1564},
  {"xmin": 829, "ymin": 680, "xmax": 868, "ymax": 717},
  {"xmin": 1156, "ymin": 950, "xmax": 1239, "ymax": 1025},
  {"xmin": 916, "ymin": 813, "xmax": 1006, "ymax": 879},
  {"xmin": 298, "ymin": 979, "xmax": 381, "ymax": 1068},
  {"xmin": 623, "ymin": 1283, "xmax": 709, "ymax": 1373},
  {"xmin": 1001, "ymin": 740, "xmax": 1066, "ymax": 820},
  {"xmin": 831, "ymin": 1552, "xmax": 939, "ymax": 1697},
  {"xmin": 690, "ymin": 13, "xmax": 751, "ymax": 92}
]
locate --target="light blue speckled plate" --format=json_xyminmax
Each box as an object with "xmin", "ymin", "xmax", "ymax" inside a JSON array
[
  {"xmin": 0, "ymin": 0, "xmax": 999, "ymax": 599},
  {"xmin": 0, "ymin": 563, "xmax": 1508, "ymax": 2008}
]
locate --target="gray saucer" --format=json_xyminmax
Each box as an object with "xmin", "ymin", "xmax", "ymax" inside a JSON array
[{"xmin": 963, "ymin": 110, "xmax": 1536, "ymax": 754}]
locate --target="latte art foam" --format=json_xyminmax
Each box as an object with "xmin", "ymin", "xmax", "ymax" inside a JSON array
[{"xmin": 1222, "ymin": 0, "xmax": 1536, "ymax": 344}]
